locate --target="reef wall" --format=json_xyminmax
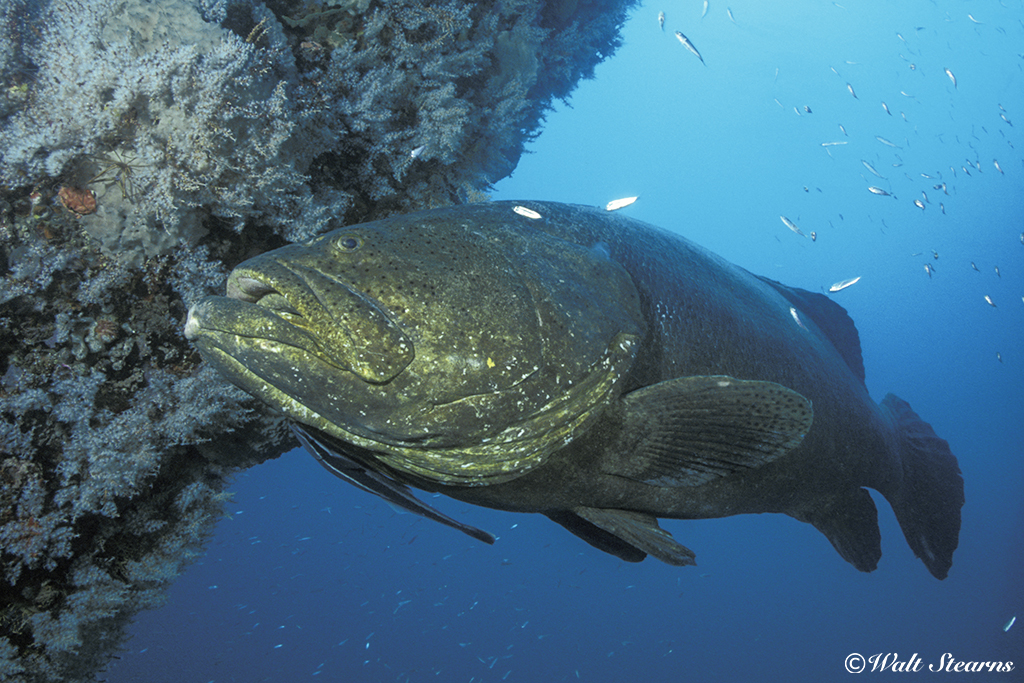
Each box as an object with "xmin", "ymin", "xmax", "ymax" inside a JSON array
[{"xmin": 0, "ymin": 0, "xmax": 636, "ymax": 679}]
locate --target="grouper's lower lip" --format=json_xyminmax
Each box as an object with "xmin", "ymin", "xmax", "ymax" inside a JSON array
[
  {"xmin": 220, "ymin": 262, "xmax": 414, "ymax": 385},
  {"xmin": 185, "ymin": 316, "xmax": 370, "ymax": 440},
  {"xmin": 185, "ymin": 295, "xmax": 336, "ymax": 368},
  {"xmin": 185, "ymin": 300, "xmax": 428, "ymax": 448}
]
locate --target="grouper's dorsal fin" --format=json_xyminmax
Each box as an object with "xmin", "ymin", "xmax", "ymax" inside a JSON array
[
  {"xmin": 756, "ymin": 275, "xmax": 866, "ymax": 384},
  {"xmin": 612, "ymin": 376, "xmax": 813, "ymax": 487}
]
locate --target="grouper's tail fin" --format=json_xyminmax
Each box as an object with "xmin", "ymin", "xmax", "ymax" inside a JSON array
[{"xmin": 881, "ymin": 394, "xmax": 964, "ymax": 580}]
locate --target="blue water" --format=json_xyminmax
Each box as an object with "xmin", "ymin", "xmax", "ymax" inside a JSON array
[{"xmin": 105, "ymin": 1, "xmax": 1023, "ymax": 680}]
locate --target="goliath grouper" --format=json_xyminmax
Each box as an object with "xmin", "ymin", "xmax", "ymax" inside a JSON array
[{"xmin": 185, "ymin": 201, "xmax": 964, "ymax": 578}]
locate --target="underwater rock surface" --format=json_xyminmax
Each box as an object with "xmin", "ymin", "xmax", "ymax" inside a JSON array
[{"xmin": 0, "ymin": 0, "xmax": 636, "ymax": 679}]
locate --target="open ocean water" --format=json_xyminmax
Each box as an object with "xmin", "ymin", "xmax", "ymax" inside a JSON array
[{"xmin": 105, "ymin": 1, "xmax": 1023, "ymax": 681}]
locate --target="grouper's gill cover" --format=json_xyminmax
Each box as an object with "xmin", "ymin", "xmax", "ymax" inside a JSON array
[{"xmin": 186, "ymin": 211, "xmax": 645, "ymax": 484}]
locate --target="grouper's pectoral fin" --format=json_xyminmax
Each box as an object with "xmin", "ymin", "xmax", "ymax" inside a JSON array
[
  {"xmin": 614, "ymin": 375, "xmax": 813, "ymax": 487},
  {"xmin": 547, "ymin": 507, "xmax": 696, "ymax": 566},
  {"xmin": 290, "ymin": 423, "xmax": 496, "ymax": 545}
]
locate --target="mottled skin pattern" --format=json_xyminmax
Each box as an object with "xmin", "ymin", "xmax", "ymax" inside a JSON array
[
  {"xmin": 187, "ymin": 201, "xmax": 963, "ymax": 577},
  {"xmin": 432, "ymin": 204, "xmax": 892, "ymax": 516}
]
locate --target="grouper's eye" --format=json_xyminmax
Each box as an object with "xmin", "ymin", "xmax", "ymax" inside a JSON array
[{"xmin": 335, "ymin": 235, "xmax": 362, "ymax": 251}]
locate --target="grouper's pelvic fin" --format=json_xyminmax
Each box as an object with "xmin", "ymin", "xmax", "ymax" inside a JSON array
[
  {"xmin": 290, "ymin": 423, "xmax": 496, "ymax": 545},
  {"xmin": 879, "ymin": 395, "xmax": 964, "ymax": 580},
  {"xmin": 546, "ymin": 507, "xmax": 696, "ymax": 566}
]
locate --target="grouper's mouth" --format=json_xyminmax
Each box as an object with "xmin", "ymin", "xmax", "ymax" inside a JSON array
[
  {"xmin": 225, "ymin": 274, "xmax": 313, "ymax": 334},
  {"xmin": 226, "ymin": 274, "xmax": 299, "ymax": 312},
  {"xmin": 227, "ymin": 274, "xmax": 309, "ymax": 329},
  {"xmin": 186, "ymin": 260, "xmax": 414, "ymax": 384}
]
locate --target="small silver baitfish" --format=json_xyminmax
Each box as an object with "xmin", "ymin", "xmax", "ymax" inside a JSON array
[
  {"xmin": 780, "ymin": 215, "xmax": 806, "ymax": 237},
  {"xmin": 606, "ymin": 196, "xmax": 638, "ymax": 211},
  {"xmin": 861, "ymin": 160, "xmax": 885, "ymax": 178},
  {"xmin": 674, "ymin": 31, "xmax": 705, "ymax": 65},
  {"xmin": 829, "ymin": 276, "xmax": 861, "ymax": 292},
  {"xmin": 513, "ymin": 205, "xmax": 542, "ymax": 219}
]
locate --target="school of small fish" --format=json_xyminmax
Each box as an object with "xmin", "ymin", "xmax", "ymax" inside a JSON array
[
  {"xmin": 783, "ymin": 19, "xmax": 1016, "ymax": 323},
  {"xmin": 652, "ymin": 7, "xmax": 1018, "ymax": 356}
]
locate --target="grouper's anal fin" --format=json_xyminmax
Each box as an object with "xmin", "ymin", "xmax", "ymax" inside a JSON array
[
  {"xmin": 547, "ymin": 507, "xmax": 696, "ymax": 566},
  {"xmin": 290, "ymin": 423, "xmax": 496, "ymax": 545},
  {"xmin": 611, "ymin": 376, "xmax": 813, "ymax": 487},
  {"xmin": 799, "ymin": 488, "xmax": 882, "ymax": 573},
  {"xmin": 756, "ymin": 275, "xmax": 866, "ymax": 384},
  {"xmin": 545, "ymin": 509, "xmax": 647, "ymax": 563}
]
